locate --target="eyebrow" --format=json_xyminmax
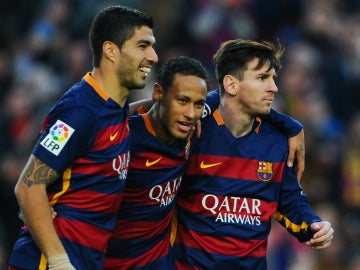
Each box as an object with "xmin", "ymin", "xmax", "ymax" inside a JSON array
[
  {"xmin": 256, "ymin": 70, "xmax": 278, "ymax": 79},
  {"xmin": 137, "ymin": 39, "xmax": 156, "ymax": 46}
]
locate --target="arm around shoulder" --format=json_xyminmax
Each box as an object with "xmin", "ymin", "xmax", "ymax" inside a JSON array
[{"xmin": 267, "ymin": 109, "xmax": 305, "ymax": 181}]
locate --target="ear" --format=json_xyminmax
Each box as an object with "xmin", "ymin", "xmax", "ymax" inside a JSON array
[
  {"xmin": 152, "ymin": 83, "xmax": 164, "ymax": 102},
  {"xmin": 102, "ymin": 41, "xmax": 117, "ymax": 63},
  {"xmin": 223, "ymin": 75, "xmax": 238, "ymax": 96}
]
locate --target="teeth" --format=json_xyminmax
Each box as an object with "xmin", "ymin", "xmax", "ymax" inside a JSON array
[{"xmin": 139, "ymin": 67, "xmax": 151, "ymax": 73}]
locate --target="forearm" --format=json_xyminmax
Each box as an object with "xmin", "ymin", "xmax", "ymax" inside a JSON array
[
  {"xmin": 274, "ymin": 167, "xmax": 321, "ymax": 241},
  {"xmin": 14, "ymin": 155, "xmax": 65, "ymax": 257},
  {"xmin": 15, "ymin": 174, "xmax": 66, "ymax": 257},
  {"xmin": 129, "ymin": 98, "xmax": 153, "ymax": 115}
]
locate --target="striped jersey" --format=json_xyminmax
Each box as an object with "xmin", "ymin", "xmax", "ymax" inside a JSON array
[
  {"xmin": 103, "ymin": 113, "xmax": 190, "ymax": 270},
  {"xmin": 173, "ymin": 109, "xmax": 321, "ymax": 270},
  {"xmin": 9, "ymin": 73, "xmax": 130, "ymax": 270}
]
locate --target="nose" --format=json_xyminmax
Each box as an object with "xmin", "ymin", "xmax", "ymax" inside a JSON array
[
  {"xmin": 147, "ymin": 47, "xmax": 158, "ymax": 64},
  {"xmin": 269, "ymin": 79, "xmax": 278, "ymax": 93},
  {"xmin": 184, "ymin": 104, "xmax": 196, "ymax": 119}
]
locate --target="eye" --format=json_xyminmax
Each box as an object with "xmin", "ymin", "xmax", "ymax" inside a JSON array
[
  {"xmin": 195, "ymin": 102, "xmax": 205, "ymax": 109},
  {"xmin": 178, "ymin": 98, "xmax": 187, "ymax": 104},
  {"xmin": 259, "ymin": 75, "xmax": 267, "ymax": 81},
  {"xmin": 138, "ymin": 41, "xmax": 152, "ymax": 49}
]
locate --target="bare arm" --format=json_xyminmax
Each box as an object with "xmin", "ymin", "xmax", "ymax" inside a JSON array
[
  {"xmin": 287, "ymin": 129, "xmax": 305, "ymax": 181},
  {"xmin": 14, "ymin": 154, "xmax": 67, "ymax": 258},
  {"xmin": 129, "ymin": 98, "xmax": 153, "ymax": 115}
]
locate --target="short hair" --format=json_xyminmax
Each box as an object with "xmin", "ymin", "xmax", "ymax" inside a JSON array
[
  {"xmin": 89, "ymin": 5, "xmax": 154, "ymax": 67},
  {"xmin": 213, "ymin": 39, "xmax": 284, "ymax": 91},
  {"xmin": 156, "ymin": 56, "xmax": 209, "ymax": 93}
]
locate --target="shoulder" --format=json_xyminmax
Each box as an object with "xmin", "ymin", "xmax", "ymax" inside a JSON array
[
  {"xmin": 202, "ymin": 89, "xmax": 220, "ymax": 119},
  {"xmin": 255, "ymin": 119, "xmax": 288, "ymax": 150},
  {"xmin": 258, "ymin": 118, "xmax": 287, "ymax": 137}
]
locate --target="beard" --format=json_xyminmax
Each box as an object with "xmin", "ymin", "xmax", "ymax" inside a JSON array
[{"xmin": 117, "ymin": 68, "xmax": 147, "ymax": 91}]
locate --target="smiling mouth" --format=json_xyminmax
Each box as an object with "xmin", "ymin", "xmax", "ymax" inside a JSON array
[
  {"xmin": 178, "ymin": 121, "xmax": 193, "ymax": 132},
  {"xmin": 139, "ymin": 66, "xmax": 151, "ymax": 74}
]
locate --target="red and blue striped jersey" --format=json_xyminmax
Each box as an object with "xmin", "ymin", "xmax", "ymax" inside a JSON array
[
  {"xmin": 173, "ymin": 110, "xmax": 321, "ymax": 269},
  {"xmin": 9, "ymin": 73, "xmax": 130, "ymax": 270},
  {"xmin": 103, "ymin": 113, "xmax": 189, "ymax": 270}
]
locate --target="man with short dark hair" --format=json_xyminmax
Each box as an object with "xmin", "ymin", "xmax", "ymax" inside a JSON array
[
  {"xmin": 173, "ymin": 39, "xmax": 334, "ymax": 269},
  {"xmin": 8, "ymin": 5, "xmax": 158, "ymax": 270}
]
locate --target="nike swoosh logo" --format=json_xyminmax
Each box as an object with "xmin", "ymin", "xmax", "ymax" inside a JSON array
[
  {"xmin": 110, "ymin": 131, "xmax": 119, "ymax": 141},
  {"xmin": 200, "ymin": 161, "xmax": 222, "ymax": 169},
  {"xmin": 146, "ymin": 157, "xmax": 162, "ymax": 167}
]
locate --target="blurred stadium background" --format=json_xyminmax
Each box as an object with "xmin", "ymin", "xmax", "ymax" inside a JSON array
[{"xmin": 0, "ymin": 0, "xmax": 359, "ymax": 269}]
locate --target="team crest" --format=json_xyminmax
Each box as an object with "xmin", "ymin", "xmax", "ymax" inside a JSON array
[{"xmin": 257, "ymin": 161, "xmax": 273, "ymax": 182}]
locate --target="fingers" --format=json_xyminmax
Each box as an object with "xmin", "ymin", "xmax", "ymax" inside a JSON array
[
  {"xmin": 186, "ymin": 120, "xmax": 202, "ymax": 141},
  {"xmin": 296, "ymin": 156, "xmax": 305, "ymax": 181},
  {"xmin": 287, "ymin": 145, "xmax": 295, "ymax": 168},
  {"xmin": 295, "ymin": 130, "xmax": 305, "ymax": 181},
  {"xmin": 196, "ymin": 120, "xmax": 201, "ymax": 138},
  {"xmin": 287, "ymin": 129, "xmax": 305, "ymax": 182},
  {"xmin": 18, "ymin": 211, "xmax": 25, "ymax": 222},
  {"xmin": 186, "ymin": 126, "xmax": 195, "ymax": 141},
  {"xmin": 52, "ymin": 210, "xmax": 58, "ymax": 219},
  {"xmin": 49, "ymin": 206, "xmax": 58, "ymax": 219},
  {"xmin": 306, "ymin": 221, "xmax": 334, "ymax": 250},
  {"xmin": 307, "ymin": 232, "xmax": 334, "ymax": 250}
]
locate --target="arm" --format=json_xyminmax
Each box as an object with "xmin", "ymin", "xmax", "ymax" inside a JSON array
[
  {"xmin": 265, "ymin": 109, "xmax": 305, "ymax": 181},
  {"xmin": 15, "ymin": 155, "xmax": 74, "ymax": 269},
  {"xmin": 274, "ymin": 166, "xmax": 334, "ymax": 248},
  {"xmin": 129, "ymin": 98, "xmax": 153, "ymax": 115},
  {"xmin": 288, "ymin": 129, "xmax": 305, "ymax": 181}
]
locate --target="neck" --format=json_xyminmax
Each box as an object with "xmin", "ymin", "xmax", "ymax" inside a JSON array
[
  {"xmin": 91, "ymin": 68, "xmax": 129, "ymax": 107},
  {"xmin": 148, "ymin": 105, "xmax": 175, "ymax": 145},
  {"xmin": 218, "ymin": 100, "xmax": 254, "ymax": 138}
]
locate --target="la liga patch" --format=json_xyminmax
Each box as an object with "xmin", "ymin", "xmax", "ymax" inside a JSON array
[{"xmin": 40, "ymin": 120, "xmax": 75, "ymax": 156}]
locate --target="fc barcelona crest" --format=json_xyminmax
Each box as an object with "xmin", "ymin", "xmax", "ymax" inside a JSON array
[{"xmin": 257, "ymin": 161, "xmax": 273, "ymax": 182}]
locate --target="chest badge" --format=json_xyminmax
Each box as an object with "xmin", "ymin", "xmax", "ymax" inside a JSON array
[{"xmin": 257, "ymin": 161, "xmax": 273, "ymax": 182}]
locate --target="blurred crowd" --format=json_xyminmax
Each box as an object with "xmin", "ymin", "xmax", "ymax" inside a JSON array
[{"xmin": 0, "ymin": 0, "xmax": 359, "ymax": 269}]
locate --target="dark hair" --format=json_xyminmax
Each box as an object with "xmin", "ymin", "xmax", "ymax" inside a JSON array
[
  {"xmin": 213, "ymin": 39, "xmax": 284, "ymax": 91},
  {"xmin": 89, "ymin": 5, "xmax": 153, "ymax": 67},
  {"xmin": 156, "ymin": 56, "xmax": 209, "ymax": 93}
]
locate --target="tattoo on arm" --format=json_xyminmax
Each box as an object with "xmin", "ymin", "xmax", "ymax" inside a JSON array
[
  {"xmin": 21, "ymin": 156, "xmax": 59, "ymax": 187},
  {"xmin": 298, "ymin": 143, "xmax": 304, "ymax": 152}
]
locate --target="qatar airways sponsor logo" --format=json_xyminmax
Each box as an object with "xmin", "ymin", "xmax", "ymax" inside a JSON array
[
  {"xmin": 112, "ymin": 151, "xmax": 130, "ymax": 180},
  {"xmin": 202, "ymin": 194, "xmax": 262, "ymax": 226},
  {"xmin": 149, "ymin": 177, "xmax": 182, "ymax": 207}
]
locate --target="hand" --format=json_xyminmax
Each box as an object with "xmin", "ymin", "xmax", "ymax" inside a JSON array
[
  {"xmin": 195, "ymin": 119, "xmax": 201, "ymax": 138},
  {"xmin": 48, "ymin": 253, "xmax": 76, "ymax": 270},
  {"xmin": 49, "ymin": 207, "xmax": 58, "ymax": 219},
  {"xmin": 306, "ymin": 221, "xmax": 334, "ymax": 250},
  {"xmin": 287, "ymin": 129, "xmax": 305, "ymax": 181},
  {"xmin": 18, "ymin": 207, "xmax": 57, "ymax": 223},
  {"xmin": 186, "ymin": 119, "xmax": 202, "ymax": 141},
  {"xmin": 18, "ymin": 210, "xmax": 25, "ymax": 222}
]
